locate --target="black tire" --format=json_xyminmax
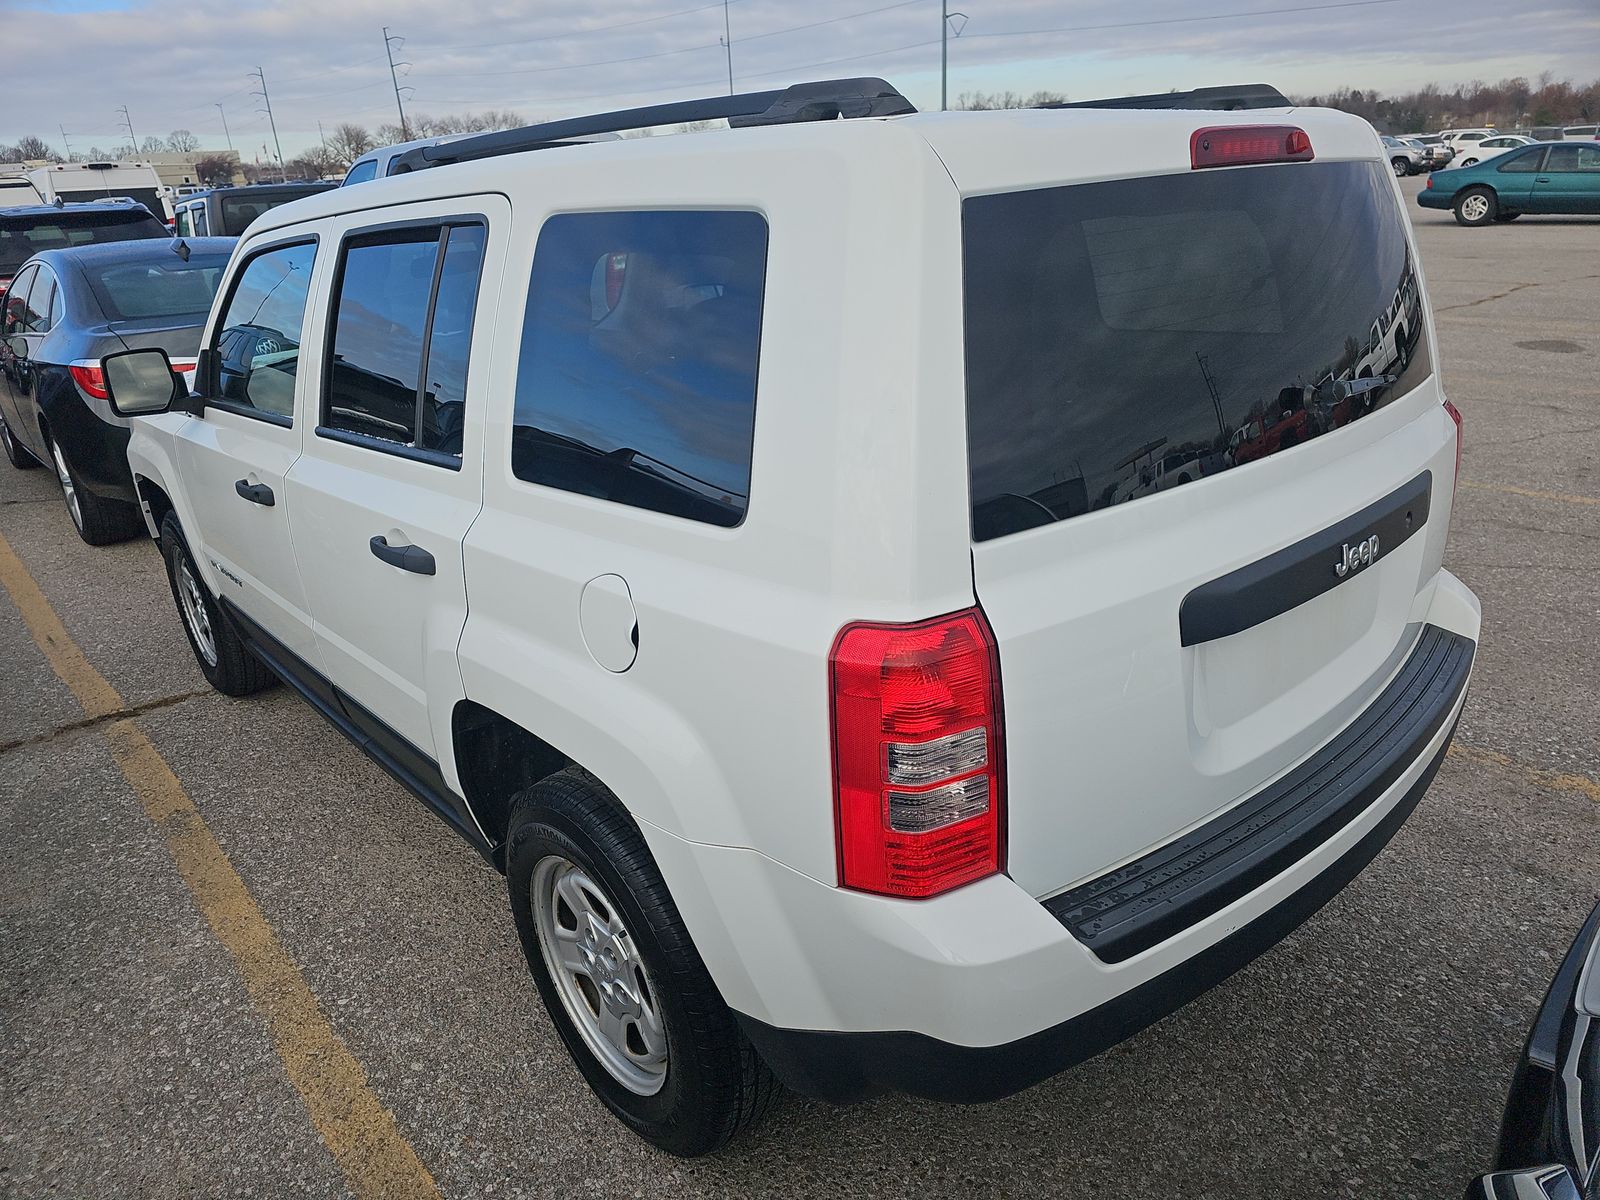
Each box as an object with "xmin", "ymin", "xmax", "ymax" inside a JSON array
[
  {"xmin": 506, "ymin": 768, "xmax": 779, "ymax": 1157},
  {"xmin": 1390, "ymin": 157, "xmax": 1410, "ymax": 177},
  {"xmin": 158, "ymin": 513, "xmax": 275, "ymax": 697},
  {"xmin": 1453, "ymin": 186, "xmax": 1499, "ymax": 226},
  {"xmin": 0, "ymin": 409, "xmax": 39, "ymax": 469},
  {"xmin": 45, "ymin": 431, "xmax": 143, "ymax": 545}
]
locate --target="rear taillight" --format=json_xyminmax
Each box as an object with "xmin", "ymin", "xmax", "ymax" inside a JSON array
[
  {"xmin": 1191, "ymin": 125, "xmax": 1314, "ymax": 169},
  {"xmin": 830, "ymin": 608, "xmax": 1005, "ymax": 899},
  {"xmin": 604, "ymin": 253, "xmax": 628, "ymax": 309},
  {"xmin": 69, "ymin": 362, "xmax": 110, "ymax": 399},
  {"xmin": 1443, "ymin": 399, "xmax": 1463, "ymax": 483}
]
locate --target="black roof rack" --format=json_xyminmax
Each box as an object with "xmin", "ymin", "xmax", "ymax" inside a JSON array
[
  {"xmin": 389, "ymin": 77, "xmax": 915, "ymax": 174},
  {"xmin": 1038, "ymin": 84, "xmax": 1291, "ymax": 112}
]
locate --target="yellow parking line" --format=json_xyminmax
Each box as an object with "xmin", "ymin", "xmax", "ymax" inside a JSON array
[
  {"xmin": 1449, "ymin": 742, "xmax": 1600, "ymax": 806},
  {"xmin": 0, "ymin": 531, "xmax": 441, "ymax": 1200},
  {"xmin": 1459, "ymin": 480, "xmax": 1600, "ymax": 507}
]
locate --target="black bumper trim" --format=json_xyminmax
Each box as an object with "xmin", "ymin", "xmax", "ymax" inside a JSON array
[
  {"xmin": 737, "ymin": 723, "xmax": 1456, "ymax": 1105},
  {"xmin": 1044, "ymin": 623, "xmax": 1474, "ymax": 963}
]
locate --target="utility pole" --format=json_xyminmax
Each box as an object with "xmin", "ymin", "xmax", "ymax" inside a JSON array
[
  {"xmin": 116, "ymin": 105, "xmax": 137, "ymax": 156},
  {"xmin": 940, "ymin": 2, "xmax": 967, "ymax": 110},
  {"xmin": 384, "ymin": 27, "xmax": 411, "ymax": 141},
  {"xmin": 250, "ymin": 67, "xmax": 286, "ymax": 182},
  {"xmin": 720, "ymin": 0, "xmax": 734, "ymax": 95},
  {"xmin": 318, "ymin": 120, "xmax": 328, "ymax": 151},
  {"xmin": 59, "ymin": 125, "xmax": 73, "ymax": 161},
  {"xmin": 1195, "ymin": 352, "xmax": 1229, "ymax": 443},
  {"xmin": 216, "ymin": 102, "xmax": 233, "ymax": 151}
]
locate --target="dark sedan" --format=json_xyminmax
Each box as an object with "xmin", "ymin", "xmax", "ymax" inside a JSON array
[
  {"xmin": 1, "ymin": 237, "xmax": 235, "ymax": 543},
  {"xmin": 1468, "ymin": 901, "xmax": 1600, "ymax": 1199}
]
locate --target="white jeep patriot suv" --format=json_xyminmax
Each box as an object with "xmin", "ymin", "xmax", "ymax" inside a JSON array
[{"xmin": 100, "ymin": 79, "xmax": 1480, "ymax": 1156}]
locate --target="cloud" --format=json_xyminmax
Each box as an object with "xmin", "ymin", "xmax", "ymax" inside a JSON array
[{"xmin": 2, "ymin": 0, "xmax": 1596, "ymax": 154}]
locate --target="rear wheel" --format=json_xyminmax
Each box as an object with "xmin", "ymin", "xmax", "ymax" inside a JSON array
[
  {"xmin": 158, "ymin": 513, "xmax": 274, "ymax": 696},
  {"xmin": 46, "ymin": 433, "xmax": 143, "ymax": 545},
  {"xmin": 1460, "ymin": 157, "xmax": 1479, "ymax": 167},
  {"xmin": 506, "ymin": 768, "xmax": 778, "ymax": 1156},
  {"xmin": 1454, "ymin": 187, "xmax": 1498, "ymax": 226},
  {"xmin": 0, "ymin": 409, "xmax": 38, "ymax": 469}
]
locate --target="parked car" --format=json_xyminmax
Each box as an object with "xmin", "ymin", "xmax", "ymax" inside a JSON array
[
  {"xmin": 1562, "ymin": 124, "xmax": 1599, "ymax": 140},
  {"xmin": 1, "ymin": 198, "xmax": 167, "ymax": 297},
  {"xmin": 1405, "ymin": 133, "xmax": 1457, "ymax": 169},
  {"xmin": 1438, "ymin": 127, "xmax": 1500, "ymax": 151},
  {"xmin": 1454, "ymin": 134, "xmax": 1536, "ymax": 166},
  {"xmin": 1467, "ymin": 901, "xmax": 1600, "ymax": 1199},
  {"xmin": 0, "ymin": 237, "xmax": 234, "ymax": 543},
  {"xmin": 1381, "ymin": 134, "xmax": 1428, "ymax": 176},
  {"xmin": 172, "ymin": 182, "xmax": 337, "ymax": 238},
  {"xmin": 100, "ymin": 77, "xmax": 1479, "ymax": 1156},
  {"xmin": 1419, "ymin": 141, "xmax": 1600, "ymax": 225}
]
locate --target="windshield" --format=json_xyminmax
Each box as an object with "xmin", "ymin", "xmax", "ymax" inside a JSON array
[
  {"xmin": 84, "ymin": 250, "xmax": 232, "ymax": 321},
  {"xmin": 963, "ymin": 160, "xmax": 1433, "ymax": 540},
  {"xmin": 0, "ymin": 209, "xmax": 168, "ymax": 276}
]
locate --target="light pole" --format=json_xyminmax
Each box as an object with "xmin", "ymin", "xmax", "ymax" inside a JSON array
[{"xmin": 721, "ymin": 0, "xmax": 734, "ymax": 95}]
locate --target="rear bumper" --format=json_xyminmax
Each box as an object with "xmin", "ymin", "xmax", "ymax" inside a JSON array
[
  {"xmin": 739, "ymin": 718, "xmax": 1458, "ymax": 1103},
  {"xmin": 1417, "ymin": 187, "xmax": 1455, "ymax": 210}
]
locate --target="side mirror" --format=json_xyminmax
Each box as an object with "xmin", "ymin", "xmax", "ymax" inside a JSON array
[
  {"xmin": 4, "ymin": 334, "xmax": 27, "ymax": 359},
  {"xmin": 101, "ymin": 348, "xmax": 185, "ymax": 417}
]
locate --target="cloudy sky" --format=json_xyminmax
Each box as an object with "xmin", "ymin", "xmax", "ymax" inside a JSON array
[{"xmin": 2, "ymin": 0, "xmax": 1596, "ymax": 159}]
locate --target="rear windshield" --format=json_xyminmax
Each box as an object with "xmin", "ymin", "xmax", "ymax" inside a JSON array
[
  {"xmin": 84, "ymin": 251, "xmax": 232, "ymax": 321},
  {"xmin": 0, "ymin": 210, "xmax": 168, "ymax": 276},
  {"xmin": 218, "ymin": 192, "xmax": 319, "ymax": 236},
  {"xmin": 963, "ymin": 160, "xmax": 1432, "ymax": 540}
]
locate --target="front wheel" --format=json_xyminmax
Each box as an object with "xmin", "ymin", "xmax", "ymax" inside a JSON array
[
  {"xmin": 1390, "ymin": 157, "xmax": 1410, "ymax": 177},
  {"xmin": 506, "ymin": 768, "xmax": 778, "ymax": 1156},
  {"xmin": 1454, "ymin": 187, "xmax": 1498, "ymax": 226},
  {"xmin": 158, "ymin": 513, "xmax": 275, "ymax": 696}
]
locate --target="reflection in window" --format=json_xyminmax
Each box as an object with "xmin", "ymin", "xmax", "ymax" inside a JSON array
[
  {"xmin": 963, "ymin": 160, "xmax": 1434, "ymax": 540},
  {"xmin": 511, "ymin": 210, "xmax": 768, "ymax": 528},
  {"xmin": 323, "ymin": 223, "xmax": 486, "ymax": 457},
  {"xmin": 213, "ymin": 241, "xmax": 316, "ymax": 420}
]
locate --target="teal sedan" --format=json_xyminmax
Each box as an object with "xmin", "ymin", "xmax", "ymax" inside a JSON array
[{"xmin": 1417, "ymin": 140, "xmax": 1600, "ymax": 225}]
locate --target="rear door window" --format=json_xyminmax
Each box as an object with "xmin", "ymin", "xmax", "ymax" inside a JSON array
[
  {"xmin": 510, "ymin": 210, "xmax": 768, "ymax": 528},
  {"xmin": 963, "ymin": 160, "xmax": 1432, "ymax": 540},
  {"xmin": 321, "ymin": 221, "xmax": 487, "ymax": 460}
]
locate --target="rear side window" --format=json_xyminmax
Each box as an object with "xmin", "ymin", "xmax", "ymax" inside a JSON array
[
  {"xmin": 511, "ymin": 210, "xmax": 768, "ymax": 528},
  {"xmin": 963, "ymin": 160, "xmax": 1433, "ymax": 541},
  {"xmin": 322, "ymin": 222, "xmax": 487, "ymax": 459}
]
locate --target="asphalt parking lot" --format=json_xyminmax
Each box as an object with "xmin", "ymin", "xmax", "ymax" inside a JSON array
[{"xmin": 2, "ymin": 172, "xmax": 1597, "ymax": 1199}]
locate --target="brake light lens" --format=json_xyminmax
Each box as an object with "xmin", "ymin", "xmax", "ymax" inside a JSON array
[
  {"xmin": 830, "ymin": 608, "xmax": 1005, "ymax": 898},
  {"xmin": 69, "ymin": 362, "xmax": 110, "ymax": 399},
  {"xmin": 1191, "ymin": 125, "xmax": 1314, "ymax": 169},
  {"xmin": 1443, "ymin": 399, "xmax": 1463, "ymax": 483}
]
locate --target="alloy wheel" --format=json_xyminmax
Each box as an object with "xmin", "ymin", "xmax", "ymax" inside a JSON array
[
  {"xmin": 49, "ymin": 440, "xmax": 82, "ymax": 531},
  {"xmin": 176, "ymin": 555, "xmax": 219, "ymax": 667},
  {"xmin": 531, "ymin": 855, "xmax": 668, "ymax": 1095},
  {"xmin": 1460, "ymin": 193, "xmax": 1491, "ymax": 222}
]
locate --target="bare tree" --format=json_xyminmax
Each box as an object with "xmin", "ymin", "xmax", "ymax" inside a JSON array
[
  {"xmin": 286, "ymin": 145, "xmax": 339, "ymax": 180},
  {"xmin": 139, "ymin": 135, "xmax": 168, "ymax": 155},
  {"xmin": 167, "ymin": 129, "xmax": 200, "ymax": 153},
  {"xmin": 14, "ymin": 135, "xmax": 59, "ymax": 161},
  {"xmin": 193, "ymin": 155, "xmax": 236, "ymax": 187},
  {"xmin": 326, "ymin": 123, "xmax": 374, "ymax": 169}
]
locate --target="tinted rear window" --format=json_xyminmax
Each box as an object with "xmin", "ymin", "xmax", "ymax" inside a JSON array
[
  {"xmin": 0, "ymin": 210, "xmax": 168, "ymax": 275},
  {"xmin": 84, "ymin": 251, "xmax": 232, "ymax": 321},
  {"xmin": 963, "ymin": 160, "xmax": 1432, "ymax": 541},
  {"xmin": 219, "ymin": 191, "xmax": 323, "ymax": 235},
  {"xmin": 511, "ymin": 210, "xmax": 768, "ymax": 528}
]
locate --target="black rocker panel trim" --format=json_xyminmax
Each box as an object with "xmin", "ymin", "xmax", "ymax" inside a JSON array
[
  {"xmin": 736, "ymin": 728, "xmax": 1455, "ymax": 1106},
  {"xmin": 1179, "ymin": 471, "xmax": 1432, "ymax": 646},
  {"xmin": 219, "ymin": 598, "xmax": 495, "ymax": 863},
  {"xmin": 1044, "ymin": 623, "xmax": 1472, "ymax": 963}
]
